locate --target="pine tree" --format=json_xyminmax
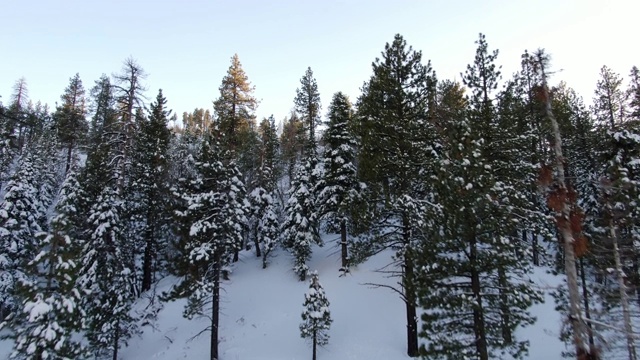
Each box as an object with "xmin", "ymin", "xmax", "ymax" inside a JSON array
[
  {"xmin": 0, "ymin": 156, "xmax": 42, "ymax": 319},
  {"xmin": 354, "ymin": 33, "xmax": 437, "ymax": 357},
  {"xmin": 53, "ymin": 73, "xmax": 88, "ymax": 173},
  {"xmin": 258, "ymin": 195, "xmax": 280, "ymax": 269},
  {"xmin": 417, "ymin": 34, "xmax": 543, "ymax": 360},
  {"xmin": 213, "ymin": 54, "xmax": 257, "ymax": 153},
  {"xmin": 300, "ymin": 271, "xmax": 331, "ymax": 360},
  {"xmin": 9, "ymin": 77, "xmax": 30, "ymax": 150},
  {"xmin": 78, "ymin": 186, "xmax": 138, "ymax": 360},
  {"xmin": 316, "ymin": 92, "xmax": 363, "ymax": 272},
  {"xmin": 131, "ymin": 89, "xmax": 173, "ymax": 293},
  {"xmin": 282, "ymin": 158, "xmax": 321, "ymax": 281},
  {"xmin": 3, "ymin": 161, "xmax": 86, "ymax": 359},
  {"xmin": 627, "ymin": 66, "xmax": 640, "ymax": 122},
  {"xmin": 166, "ymin": 135, "xmax": 248, "ymax": 360},
  {"xmin": 592, "ymin": 65, "xmax": 627, "ymax": 129},
  {"xmin": 280, "ymin": 112, "xmax": 304, "ymax": 183},
  {"xmin": 294, "ymin": 67, "xmax": 321, "ymax": 153},
  {"xmin": 112, "ymin": 58, "xmax": 147, "ymax": 191},
  {"xmin": 598, "ymin": 125, "xmax": 640, "ymax": 360},
  {"xmin": 248, "ymin": 116, "xmax": 280, "ymax": 259}
]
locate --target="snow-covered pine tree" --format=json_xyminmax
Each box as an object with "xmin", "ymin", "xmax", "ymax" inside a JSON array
[
  {"xmin": 3, "ymin": 161, "xmax": 86, "ymax": 359},
  {"xmin": 258, "ymin": 195, "xmax": 280, "ymax": 269},
  {"xmin": 77, "ymin": 185, "xmax": 138, "ymax": 360},
  {"xmin": 130, "ymin": 89, "xmax": 172, "ymax": 293},
  {"xmin": 281, "ymin": 157, "xmax": 321, "ymax": 281},
  {"xmin": 165, "ymin": 131, "xmax": 199, "ymax": 278},
  {"xmin": 165, "ymin": 135, "xmax": 248, "ymax": 360},
  {"xmin": 418, "ymin": 34, "xmax": 542, "ymax": 360},
  {"xmin": 300, "ymin": 271, "xmax": 331, "ymax": 360},
  {"xmin": 596, "ymin": 125, "xmax": 640, "ymax": 360},
  {"xmin": 248, "ymin": 115, "xmax": 280, "ymax": 259},
  {"xmin": 0, "ymin": 101, "xmax": 17, "ymax": 183},
  {"xmin": 316, "ymin": 91, "xmax": 364, "ymax": 273},
  {"xmin": 354, "ymin": 33, "xmax": 438, "ymax": 357},
  {"xmin": 0, "ymin": 156, "xmax": 42, "ymax": 320}
]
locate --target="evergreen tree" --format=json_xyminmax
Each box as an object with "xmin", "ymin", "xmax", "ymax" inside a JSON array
[
  {"xmin": 280, "ymin": 112, "xmax": 304, "ymax": 183},
  {"xmin": 9, "ymin": 77, "xmax": 30, "ymax": 150},
  {"xmin": 78, "ymin": 186, "xmax": 138, "ymax": 360},
  {"xmin": 213, "ymin": 54, "xmax": 257, "ymax": 153},
  {"xmin": 300, "ymin": 271, "xmax": 331, "ymax": 360},
  {"xmin": 112, "ymin": 58, "xmax": 147, "ymax": 191},
  {"xmin": 258, "ymin": 194, "xmax": 280, "ymax": 269},
  {"xmin": 131, "ymin": 89, "xmax": 173, "ymax": 293},
  {"xmin": 2, "ymin": 162, "xmax": 86, "ymax": 359},
  {"xmin": 592, "ymin": 65, "xmax": 627, "ymax": 129},
  {"xmin": 354, "ymin": 33, "xmax": 437, "ymax": 357},
  {"xmin": 88, "ymin": 75, "xmax": 117, "ymax": 146},
  {"xmin": 166, "ymin": 135, "xmax": 248, "ymax": 360},
  {"xmin": 627, "ymin": 66, "xmax": 640, "ymax": 122},
  {"xmin": 0, "ymin": 156, "xmax": 42, "ymax": 319},
  {"xmin": 596, "ymin": 125, "xmax": 640, "ymax": 360},
  {"xmin": 316, "ymin": 92, "xmax": 363, "ymax": 272},
  {"xmin": 248, "ymin": 116, "xmax": 280, "ymax": 259},
  {"xmin": 417, "ymin": 33, "xmax": 542, "ymax": 360},
  {"xmin": 281, "ymin": 158, "xmax": 321, "ymax": 281},
  {"xmin": 294, "ymin": 67, "xmax": 321, "ymax": 152},
  {"xmin": 53, "ymin": 73, "xmax": 88, "ymax": 173}
]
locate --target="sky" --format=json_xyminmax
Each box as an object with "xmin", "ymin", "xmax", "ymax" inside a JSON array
[{"xmin": 1, "ymin": 0, "xmax": 638, "ymax": 125}]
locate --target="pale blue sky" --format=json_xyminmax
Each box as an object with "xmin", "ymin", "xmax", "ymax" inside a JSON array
[{"xmin": 1, "ymin": 0, "xmax": 638, "ymax": 124}]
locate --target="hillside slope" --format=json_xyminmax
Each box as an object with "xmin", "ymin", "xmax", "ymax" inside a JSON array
[{"xmin": 118, "ymin": 235, "xmax": 565, "ymax": 360}]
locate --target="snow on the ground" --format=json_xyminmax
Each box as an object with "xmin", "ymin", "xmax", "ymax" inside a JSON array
[
  {"xmin": 0, "ymin": 235, "xmax": 567, "ymax": 360},
  {"xmin": 120, "ymin": 235, "xmax": 411, "ymax": 360}
]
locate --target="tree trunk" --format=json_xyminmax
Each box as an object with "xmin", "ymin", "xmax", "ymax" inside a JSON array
[
  {"xmin": 539, "ymin": 60, "xmax": 593, "ymax": 359},
  {"xmin": 142, "ymin": 234, "xmax": 153, "ymax": 293},
  {"xmin": 312, "ymin": 330, "xmax": 317, "ymax": 360},
  {"xmin": 340, "ymin": 218, "xmax": 348, "ymax": 272},
  {"xmin": 233, "ymin": 248, "xmax": 239, "ymax": 262},
  {"xmin": 113, "ymin": 319, "xmax": 120, "ymax": 360},
  {"xmin": 579, "ymin": 258, "xmax": 595, "ymax": 347},
  {"xmin": 633, "ymin": 255, "xmax": 640, "ymax": 308},
  {"xmin": 141, "ymin": 216, "xmax": 155, "ymax": 293},
  {"xmin": 254, "ymin": 223, "xmax": 261, "ymax": 258},
  {"xmin": 530, "ymin": 231, "xmax": 540, "ymax": 266},
  {"xmin": 611, "ymin": 223, "xmax": 638, "ymax": 360},
  {"xmin": 498, "ymin": 267, "xmax": 512, "ymax": 345},
  {"xmin": 65, "ymin": 140, "xmax": 73, "ymax": 174},
  {"xmin": 470, "ymin": 235, "xmax": 489, "ymax": 360},
  {"xmin": 402, "ymin": 214, "xmax": 419, "ymax": 357},
  {"xmin": 211, "ymin": 251, "xmax": 221, "ymax": 360}
]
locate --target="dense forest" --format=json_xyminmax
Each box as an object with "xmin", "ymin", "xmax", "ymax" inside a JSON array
[{"xmin": 0, "ymin": 33, "xmax": 639, "ymax": 360}]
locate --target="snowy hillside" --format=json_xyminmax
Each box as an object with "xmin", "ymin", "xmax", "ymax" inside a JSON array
[
  {"xmin": 0, "ymin": 236, "xmax": 568, "ymax": 360},
  {"xmin": 64, "ymin": 236, "xmax": 567, "ymax": 360}
]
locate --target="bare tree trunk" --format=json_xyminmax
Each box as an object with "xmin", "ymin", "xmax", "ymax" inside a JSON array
[
  {"xmin": 253, "ymin": 223, "xmax": 261, "ymax": 258},
  {"xmin": 113, "ymin": 320, "xmax": 120, "ymax": 360},
  {"xmin": 312, "ymin": 330, "xmax": 317, "ymax": 360},
  {"xmin": 470, "ymin": 234, "xmax": 488, "ymax": 360},
  {"xmin": 65, "ymin": 140, "xmax": 73, "ymax": 175},
  {"xmin": 610, "ymin": 223, "xmax": 638, "ymax": 360},
  {"xmin": 579, "ymin": 258, "xmax": 595, "ymax": 347},
  {"xmin": 141, "ymin": 231, "xmax": 154, "ymax": 293},
  {"xmin": 402, "ymin": 214, "xmax": 418, "ymax": 357},
  {"xmin": 211, "ymin": 251, "xmax": 221, "ymax": 360},
  {"xmin": 499, "ymin": 267, "xmax": 512, "ymax": 344},
  {"xmin": 340, "ymin": 218, "xmax": 348, "ymax": 272},
  {"xmin": 539, "ymin": 56, "xmax": 593, "ymax": 359}
]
